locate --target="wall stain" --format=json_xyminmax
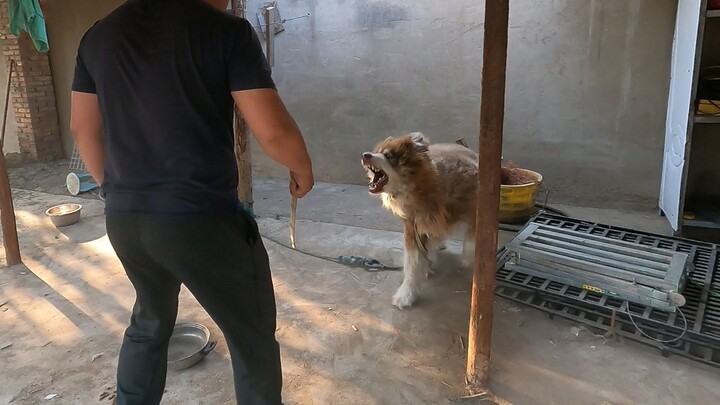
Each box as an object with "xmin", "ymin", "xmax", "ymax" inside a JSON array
[{"xmin": 354, "ymin": 0, "xmax": 409, "ymax": 30}]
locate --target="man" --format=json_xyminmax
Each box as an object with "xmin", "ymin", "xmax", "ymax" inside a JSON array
[{"xmin": 70, "ymin": 0, "xmax": 313, "ymax": 403}]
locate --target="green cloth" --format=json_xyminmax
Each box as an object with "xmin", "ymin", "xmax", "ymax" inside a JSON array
[{"xmin": 8, "ymin": 0, "xmax": 49, "ymax": 52}]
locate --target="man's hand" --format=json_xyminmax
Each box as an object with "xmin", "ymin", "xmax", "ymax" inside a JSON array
[
  {"xmin": 290, "ymin": 169, "xmax": 314, "ymax": 198},
  {"xmin": 232, "ymin": 89, "xmax": 314, "ymax": 198}
]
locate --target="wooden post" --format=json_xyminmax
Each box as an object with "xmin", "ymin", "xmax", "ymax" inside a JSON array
[
  {"xmin": 264, "ymin": 7, "xmax": 275, "ymax": 67},
  {"xmin": 231, "ymin": 0, "xmax": 253, "ymax": 210},
  {"xmin": 466, "ymin": 0, "xmax": 509, "ymax": 386},
  {"xmin": 0, "ymin": 152, "xmax": 20, "ymax": 267},
  {"xmin": 0, "ymin": 59, "xmax": 21, "ymax": 266}
]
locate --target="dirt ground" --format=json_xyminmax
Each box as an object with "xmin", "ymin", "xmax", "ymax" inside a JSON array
[{"xmin": 1, "ymin": 163, "xmax": 720, "ymax": 404}]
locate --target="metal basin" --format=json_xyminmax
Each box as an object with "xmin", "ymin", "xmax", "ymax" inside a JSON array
[
  {"xmin": 45, "ymin": 203, "xmax": 82, "ymax": 227},
  {"xmin": 167, "ymin": 322, "xmax": 217, "ymax": 371}
]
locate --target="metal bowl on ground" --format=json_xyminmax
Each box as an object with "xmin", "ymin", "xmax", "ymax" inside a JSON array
[
  {"xmin": 45, "ymin": 203, "xmax": 82, "ymax": 227},
  {"xmin": 167, "ymin": 322, "xmax": 217, "ymax": 371}
]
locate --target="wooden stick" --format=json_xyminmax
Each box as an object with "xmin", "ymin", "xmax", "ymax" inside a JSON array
[
  {"xmin": 234, "ymin": 110, "xmax": 253, "ymax": 209},
  {"xmin": 466, "ymin": 0, "xmax": 509, "ymax": 386},
  {"xmin": 231, "ymin": 1, "xmax": 253, "ymax": 211},
  {"xmin": 290, "ymin": 196, "xmax": 297, "ymax": 249},
  {"xmin": 451, "ymin": 392, "xmax": 489, "ymax": 402},
  {"xmin": 607, "ymin": 309, "xmax": 617, "ymax": 338},
  {"xmin": 259, "ymin": 7, "xmax": 297, "ymax": 249},
  {"xmin": 1, "ymin": 59, "xmax": 14, "ymax": 149},
  {"xmin": 0, "ymin": 58, "xmax": 21, "ymax": 266}
]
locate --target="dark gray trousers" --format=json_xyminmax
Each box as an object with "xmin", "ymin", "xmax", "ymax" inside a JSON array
[{"xmin": 107, "ymin": 208, "xmax": 282, "ymax": 405}]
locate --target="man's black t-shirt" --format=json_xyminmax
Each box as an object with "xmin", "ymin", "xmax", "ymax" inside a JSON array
[{"xmin": 72, "ymin": 0, "xmax": 275, "ymax": 214}]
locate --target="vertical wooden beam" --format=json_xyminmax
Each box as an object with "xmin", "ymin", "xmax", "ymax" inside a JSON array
[
  {"xmin": 466, "ymin": 0, "xmax": 509, "ymax": 386},
  {"xmin": 231, "ymin": 0, "xmax": 253, "ymax": 210},
  {"xmin": 1, "ymin": 59, "xmax": 21, "ymax": 266},
  {"xmin": 0, "ymin": 152, "xmax": 20, "ymax": 266}
]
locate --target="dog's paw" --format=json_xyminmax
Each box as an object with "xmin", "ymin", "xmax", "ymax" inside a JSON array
[{"xmin": 392, "ymin": 284, "xmax": 417, "ymax": 309}]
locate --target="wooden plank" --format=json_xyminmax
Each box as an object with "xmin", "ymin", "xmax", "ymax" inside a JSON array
[
  {"xmin": 234, "ymin": 111, "xmax": 253, "ymax": 207},
  {"xmin": 231, "ymin": 0, "xmax": 253, "ymax": 210},
  {"xmin": 466, "ymin": 0, "xmax": 509, "ymax": 386}
]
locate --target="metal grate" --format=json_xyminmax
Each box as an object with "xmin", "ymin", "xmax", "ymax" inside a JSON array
[
  {"xmin": 69, "ymin": 144, "xmax": 86, "ymax": 171},
  {"xmin": 504, "ymin": 222, "xmax": 691, "ymax": 311},
  {"xmin": 495, "ymin": 213, "xmax": 720, "ymax": 367}
]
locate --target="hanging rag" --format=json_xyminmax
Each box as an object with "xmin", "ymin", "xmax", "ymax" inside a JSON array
[{"xmin": 8, "ymin": 0, "xmax": 49, "ymax": 52}]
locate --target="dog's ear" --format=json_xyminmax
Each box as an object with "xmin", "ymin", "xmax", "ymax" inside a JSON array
[
  {"xmin": 410, "ymin": 132, "xmax": 429, "ymax": 152},
  {"xmin": 374, "ymin": 136, "xmax": 394, "ymax": 152}
]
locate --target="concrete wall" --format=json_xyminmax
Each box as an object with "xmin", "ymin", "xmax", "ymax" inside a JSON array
[
  {"xmin": 247, "ymin": 0, "xmax": 677, "ymax": 208},
  {"xmin": 41, "ymin": 0, "xmax": 677, "ymax": 208},
  {"xmin": 0, "ymin": 60, "xmax": 20, "ymax": 156},
  {"xmin": 43, "ymin": 0, "xmax": 125, "ymax": 159}
]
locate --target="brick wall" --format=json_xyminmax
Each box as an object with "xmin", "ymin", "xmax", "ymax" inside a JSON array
[{"xmin": 0, "ymin": 1, "xmax": 63, "ymax": 161}]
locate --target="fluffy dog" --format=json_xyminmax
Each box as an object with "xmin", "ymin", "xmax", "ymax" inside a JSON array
[{"xmin": 362, "ymin": 132, "xmax": 478, "ymax": 309}]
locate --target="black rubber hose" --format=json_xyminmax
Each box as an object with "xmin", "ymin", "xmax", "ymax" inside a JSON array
[
  {"xmin": 498, "ymin": 204, "xmax": 569, "ymax": 233},
  {"xmin": 537, "ymin": 204, "xmax": 568, "ymax": 216},
  {"xmin": 499, "ymin": 223, "xmax": 523, "ymax": 232}
]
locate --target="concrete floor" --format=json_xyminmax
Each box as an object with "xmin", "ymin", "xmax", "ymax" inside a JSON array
[{"xmin": 1, "ymin": 177, "xmax": 720, "ymax": 404}]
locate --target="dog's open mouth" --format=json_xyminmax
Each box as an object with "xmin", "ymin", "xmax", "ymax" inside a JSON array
[{"xmin": 365, "ymin": 165, "xmax": 388, "ymax": 194}]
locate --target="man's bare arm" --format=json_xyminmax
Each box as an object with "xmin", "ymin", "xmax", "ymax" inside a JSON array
[
  {"xmin": 232, "ymin": 88, "xmax": 313, "ymax": 197},
  {"xmin": 70, "ymin": 91, "xmax": 105, "ymax": 184}
]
